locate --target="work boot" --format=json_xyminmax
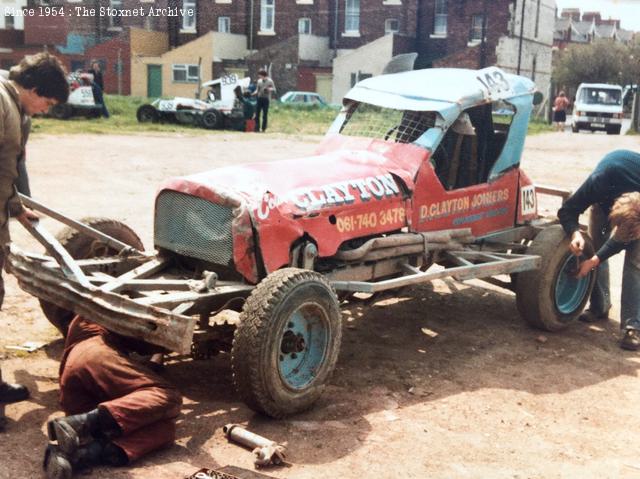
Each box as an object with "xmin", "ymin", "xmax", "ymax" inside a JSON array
[
  {"xmin": 0, "ymin": 381, "xmax": 29, "ymax": 403},
  {"xmin": 621, "ymin": 329, "xmax": 640, "ymax": 351},
  {"xmin": 43, "ymin": 442, "xmax": 104, "ymax": 479},
  {"xmin": 47, "ymin": 409, "xmax": 100, "ymax": 455},
  {"xmin": 578, "ymin": 310, "xmax": 609, "ymax": 323}
]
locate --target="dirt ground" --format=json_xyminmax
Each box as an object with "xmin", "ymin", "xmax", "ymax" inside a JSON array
[{"xmin": 1, "ymin": 130, "xmax": 640, "ymax": 479}]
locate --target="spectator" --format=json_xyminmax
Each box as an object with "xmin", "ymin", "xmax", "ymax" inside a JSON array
[
  {"xmin": 0, "ymin": 53, "xmax": 68, "ymax": 430},
  {"xmin": 252, "ymin": 69, "xmax": 276, "ymax": 132},
  {"xmin": 558, "ymin": 149, "xmax": 640, "ymax": 350},
  {"xmin": 552, "ymin": 91, "xmax": 570, "ymax": 132},
  {"xmin": 43, "ymin": 315, "xmax": 182, "ymax": 478},
  {"xmin": 88, "ymin": 61, "xmax": 104, "ymax": 91},
  {"xmin": 88, "ymin": 61, "xmax": 109, "ymax": 118}
]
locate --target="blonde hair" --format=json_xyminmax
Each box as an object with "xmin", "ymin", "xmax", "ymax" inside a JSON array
[{"xmin": 610, "ymin": 192, "xmax": 640, "ymax": 242}]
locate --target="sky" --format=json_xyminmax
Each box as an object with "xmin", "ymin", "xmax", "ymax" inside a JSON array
[{"xmin": 555, "ymin": 0, "xmax": 640, "ymax": 31}]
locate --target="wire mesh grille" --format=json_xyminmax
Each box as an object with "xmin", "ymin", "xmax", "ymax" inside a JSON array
[
  {"xmin": 339, "ymin": 105, "xmax": 436, "ymax": 143},
  {"xmin": 154, "ymin": 191, "xmax": 234, "ymax": 266}
]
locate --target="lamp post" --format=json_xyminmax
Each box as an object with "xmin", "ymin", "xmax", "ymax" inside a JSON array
[{"xmin": 517, "ymin": 0, "xmax": 526, "ymax": 75}]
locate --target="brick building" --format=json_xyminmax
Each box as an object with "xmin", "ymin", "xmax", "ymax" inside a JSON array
[{"xmin": 1, "ymin": 0, "xmax": 555, "ymax": 102}]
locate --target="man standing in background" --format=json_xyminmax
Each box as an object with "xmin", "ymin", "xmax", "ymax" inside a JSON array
[{"xmin": 253, "ymin": 69, "xmax": 276, "ymax": 133}]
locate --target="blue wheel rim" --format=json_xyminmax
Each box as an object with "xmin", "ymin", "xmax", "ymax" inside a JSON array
[
  {"xmin": 554, "ymin": 255, "xmax": 591, "ymax": 315},
  {"xmin": 278, "ymin": 303, "xmax": 329, "ymax": 390}
]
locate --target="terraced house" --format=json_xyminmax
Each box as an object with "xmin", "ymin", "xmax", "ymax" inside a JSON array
[{"xmin": 0, "ymin": 0, "xmax": 555, "ymax": 102}]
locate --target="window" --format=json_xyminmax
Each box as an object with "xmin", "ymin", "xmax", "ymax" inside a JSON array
[
  {"xmin": 432, "ymin": 101, "xmax": 515, "ymax": 190},
  {"xmin": 470, "ymin": 14, "xmax": 485, "ymax": 42},
  {"xmin": 260, "ymin": 0, "xmax": 275, "ymax": 32},
  {"xmin": 385, "ymin": 18, "xmax": 399, "ymax": 34},
  {"xmin": 298, "ymin": 17, "xmax": 311, "ymax": 34},
  {"xmin": 218, "ymin": 16, "xmax": 230, "ymax": 32},
  {"xmin": 182, "ymin": 0, "xmax": 196, "ymax": 31},
  {"xmin": 5, "ymin": 14, "xmax": 14, "ymax": 30},
  {"xmin": 109, "ymin": 0, "xmax": 122, "ymax": 28},
  {"xmin": 172, "ymin": 64, "xmax": 200, "ymax": 83},
  {"xmin": 345, "ymin": 0, "xmax": 359, "ymax": 33},
  {"xmin": 534, "ymin": 0, "xmax": 541, "ymax": 38},
  {"xmin": 433, "ymin": 0, "xmax": 447, "ymax": 36}
]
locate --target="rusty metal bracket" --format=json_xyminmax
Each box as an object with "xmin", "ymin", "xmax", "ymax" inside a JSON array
[
  {"xmin": 19, "ymin": 194, "xmax": 143, "ymax": 256},
  {"xmin": 18, "ymin": 219, "xmax": 92, "ymax": 288}
]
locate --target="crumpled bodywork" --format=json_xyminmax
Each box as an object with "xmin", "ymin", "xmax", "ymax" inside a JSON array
[
  {"xmin": 156, "ymin": 67, "xmax": 539, "ymax": 284},
  {"xmin": 159, "ymin": 137, "xmax": 429, "ymax": 282}
]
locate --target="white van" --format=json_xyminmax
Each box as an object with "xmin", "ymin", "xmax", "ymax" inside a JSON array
[{"xmin": 571, "ymin": 83, "xmax": 624, "ymax": 135}]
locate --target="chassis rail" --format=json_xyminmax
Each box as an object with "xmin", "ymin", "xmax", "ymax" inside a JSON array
[{"xmin": 9, "ymin": 195, "xmax": 560, "ymax": 354}]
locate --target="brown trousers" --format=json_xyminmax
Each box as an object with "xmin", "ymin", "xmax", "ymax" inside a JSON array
[{"xmin": 59, "ymin": 333, "xmax": 182, "ymax": 462}]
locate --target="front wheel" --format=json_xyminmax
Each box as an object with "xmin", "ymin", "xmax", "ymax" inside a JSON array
[
  {"xmin": 516, "ymin": 225, "xmax": 595, "ymax": 331},
  {"xmin": 232, "ymin": 268, "xmax": 342, "ymax": 418},
  {"xmin": 50, "ymin": 103, "xmax": 72, "ymax": 120},
  {"xmin": 200, "ymin": 108, "xmax": 223, "ymax": 129},
  {"xmin": 136, "ymin": 104, "xmax": 158, "ymax": 123}
]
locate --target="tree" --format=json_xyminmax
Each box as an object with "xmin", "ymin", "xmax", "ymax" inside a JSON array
[{"xmin": 553, "ymin": 39, "xmax": 640, "ymax": 93}]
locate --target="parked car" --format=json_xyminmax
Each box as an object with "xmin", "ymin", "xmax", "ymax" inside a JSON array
[
  {"xmin": 9, "ymin": 67, "xmax": 595, "ymax": 420},
  {"xmin": 280, "ymin": 91, "xmax": 328, "ymax": 106},
  {"xmin": 136, "ymin": 74, "xmax": 251, "ymax": 129},
  {"xmin": 48, "ymin": 71, "xmax": 103, "ymax": 119},
  {"xmin": 571, "ymin": 83, "xmax": 624, "ymax": 135}
]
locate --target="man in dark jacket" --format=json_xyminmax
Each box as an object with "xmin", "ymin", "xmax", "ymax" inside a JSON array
[
  {"xmin": 43, "ymin": 315, "xmax": 182, "ymax": 479},
  {"xmin": 0, "ymin": 53, "xmax": 68, "ymax": 426},
  {"xmin": 252, "ymin": 69, "xmax": 276, "ymax": 132},
  {"xmin": 558, "ymin": 149, "xmax": 640, "ymax": 350}
]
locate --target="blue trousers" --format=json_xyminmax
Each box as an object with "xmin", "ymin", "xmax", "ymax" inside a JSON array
[{"xmin": 589, "ymin": 205, "xmax": 640, "ymax": 330}]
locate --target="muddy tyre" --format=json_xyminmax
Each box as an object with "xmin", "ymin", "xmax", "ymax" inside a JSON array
[
  {"xmin": 232, "ymin": 268, "xmax": 342, "ymax": 418},
  {"xmin": 39, "ymin": 218, "xmax": 144, "ymax": 337},
  {"xmin": 136, "ymin": 104, "xmax": 157, "ymax": 123},
  {"xmin": 516, "ymin": 225, "xmax": 595, "ymax": 331},
  {"xmin": 200, "ymin": 108, "xmax": 223, "ymax": 129}
]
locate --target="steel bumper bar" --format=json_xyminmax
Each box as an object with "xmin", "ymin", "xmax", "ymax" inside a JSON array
[{"xmin": 7, "ymin": 246, "xmax": 196, "ymax": 354}]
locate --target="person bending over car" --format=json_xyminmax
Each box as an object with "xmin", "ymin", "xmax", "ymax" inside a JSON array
[
  {"xmin": 43, "ymin": 315, "xmax": 182, "ymax": 479},
  {"xmin": 0, "ymin": 53, "xmax": 68, "ymax": 426},
  {"xmin": 558, "ymin": 149, "xmax": 640, "ymax": 350}
]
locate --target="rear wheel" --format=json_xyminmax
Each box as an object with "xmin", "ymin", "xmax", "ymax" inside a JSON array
[
  {"xmin": 136, "ymin": 104, "xmax": 158, "ymax": 123},
  {"xmin": 607, "ymin": 125, "xmax": 621, "ymax": 135},
  {"xmin": 232, "ymin": 268, "xmax": 342, "ymax": 418},
  {"xmin": 50, "ymin": 104, "xmax": 72, "ymax": 120},
  {"xmin": 571, "ymin": 124, "xmax": 579, "ymax": 133},
  {"xmin": 200, "ymin": 108, "xmax": 223, "ymax": 129},
  {"xmin": 40, "ymin": 218, "xmax": 144, "ymax": 337},
  {"xmin": 516, "ymin": 225, "xmax": 595, "ymax": 331}
]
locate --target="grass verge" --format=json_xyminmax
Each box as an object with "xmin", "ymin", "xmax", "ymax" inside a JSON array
[{"xmin": 31, "ymin": 94, "xmax": 554, "ymax": 137}]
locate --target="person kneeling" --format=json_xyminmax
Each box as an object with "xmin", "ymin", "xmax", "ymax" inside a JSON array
[{"xmin": 43, "ymin": 315, "xmax": 182, "ymax": 479}]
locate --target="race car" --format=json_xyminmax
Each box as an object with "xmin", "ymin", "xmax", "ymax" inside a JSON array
[
  {"xmin": 136, "ymin": 74, "xmax": 251, "ymax": 129},
  {"xmin": 9, "ymin": 66, "xmax": 595, "ymax": 419},
  {"xmin": 48, "ymin": 71, "xmax": 104, "ymax": 119}
]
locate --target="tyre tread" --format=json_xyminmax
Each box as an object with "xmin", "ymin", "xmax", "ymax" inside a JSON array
[{"xmin": 232, "ymin": 268, "xmax": 340, "ymax": 418}]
